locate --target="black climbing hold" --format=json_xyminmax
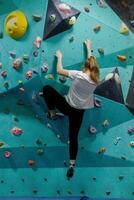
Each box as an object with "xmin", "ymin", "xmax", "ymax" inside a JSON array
[
  {"xmin": 126, "ymin": 67, "xmax": 134, "ymax": 115},
  {"xmin": 0, "ymin": 31, "xmax": 3, "ymax": 39},
  {"xmin": 57, "ymin": 190, "xmax": 60, "ymax": 195},
  {"xmin": 21, "ymin": 178, "xmax": 25, "ymax": 182},
  {"xmin": 92, "ymin": 177, "xmax": 96, "ymax": 181},
  {"xmin": 80, "ymin": 190, "xmax": 85, "ymax": 194},
  {"xmin": 33, "ymin": 189, "xmax": 38, "ymax": 194},
  {"xmin": 1, "ymin": 180, "xmax": 4, "ymax": 184},
  {"xmin": 95, "ymin": 67, "xmax": 124, "ymax": 104},
  {"xmin": 119, "ymin": 175, "xmax": 124, "ymax": 180},
  {"xmin": 43, "ymin": 0, "xmax": 81, "ymax": 39},
  {"xmin": 80, "ymin": 196, "xmax": 89, "ymax": 200},
  {"xmin": 106, "ymin": 191, "xmax": 111, "ymax": 195},
  {"xmin": 10, "ymin": 190, "xmax": 15, "ymax": 194},
  {"xmin": 36, "ymin": 138, "xmax": 42, "ymax": 145},
  {"xmin": 44, "ymin": 178, "xmax": 48, "ymax": 182}
]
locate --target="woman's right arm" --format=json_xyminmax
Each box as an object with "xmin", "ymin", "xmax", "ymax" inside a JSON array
[{"xmin": 84, "ymin": 39, "xmax": 92, "ymax": 59}]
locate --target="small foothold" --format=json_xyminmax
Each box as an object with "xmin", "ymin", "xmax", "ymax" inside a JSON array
[
  {"xmin": 1, "ymin": 70, "xmax": 7, "ymax": 78},
  {"xmin": 1, "ymin": 180, "xmax": 4, "ymax": 183},
  {"xmin": 0, "ymin": 63, "xmax": 2, "ymax": 68},
  {"xmin": 33, "ymin": 50, "xmax": 38, "ymax": 57},
  {"xmin": 34, "ymin": 36, "xmax": 42, "ymax": 49},
  {"xmin": 120, "ymin": 23, "xmax": 129, "ymax": 34},
  {"xmin": 59, "ymin": 76, "xmax": 67, "ymax": 83},
  {"xmin": 132, "ymin": 191, "xmax": 134, "ymax": 195},
  {"xmin": 33, "ymin": 189, "xmax": 38, "ymax": 194},
  {"xmin": 4, "ymin": 151, "xmax": 11, "ymax": 158},
  {"xmin": 25, "ymin": 71, "xmax": 32, "ymax": 80},
  {"xmin": 88, "ymin": 125, "xmax": 97, "ymax": 134},
  {"xmin": 32, "ymin": 14, "xmax": 42, "ymax": 22},
  {"xmin": 41, "ymin": 64, "xmax": 48, "ymax": 73},
  {"xmin": 36, "ymin": 138, "xmax": 42, "ymax": 145},
  {"xmin": 94, "ymin": 25, "xmax": 101, "ymax": 32},
  {"xmin": 106, "ymin": 191, "xmax": 111, "ymax": 196},
  {"xmin": 37, "ymin": 149, "xmax": 44, "ymax": 155},
  {"xmin": 80, "ymin": 190, "xmax": 85, "ymax": 194},
  {"xmin": 46, "ymin": 74, "xmax": 54, "ymax": 80},
  {"xmin": 98, "ymin": 48, "xmax": 104, "ymax": 55},
  {"xmin": 11, "ymin": 127, "xmax": 23, "ymax": 136},
  {"xmin": 102, "ymin": 120, "xmax": 109, "ymax": 128},
  {"xmin": 98, "ymin": 147, "xmax": 106, "ymax": 154},
  {"xmin": 13, "ymin": 58, "xmax": 22, "ymax": 70},
  {"xmin": 23, "ymin": 55, "xmax": 29, "ymax": 64},
  {"xmin": 118, "ymin": 175, "xmax": 124, "ymax": 180},
  {"xmin": 0, "ymin": 31, "xmax": 3, "ymax": 38},
  {"xmin": 57, "ymin": 134, "xmax": 61, "ymax": 139},
  {"xmin": 47, "ymin": 123, "xmax": 52, "ymax": 128},
  {"xmin": 0, "ymin": 142, "xmax": 4, "ymax": 147},
  {"xmin": 69, "ymin": 35, "xmax": 75, "ymax": 42},
  {"xmin": 10, "ymin": 190, "xmax": 15, "ymax": 194},
  {"xmin": 28, "ymin": 160, "xmax": 35, "ymax": 167},
  {"xmin": 44, "ymin": 178, "xmax": 48, "ymax": 182},
  {"xmin": 19, "ymin": 87, "xmax": 25, "ymax": 92},
  {"xmin": 49, "ymin": 14, "xmax": 56, "ymax": 23},
  {"xmin": 9, "ymin": 51, "xmax": 16, "ymax": 58},
  {"xmin": 114, "ymin": 137, "xmax": 121, "ymax": 145},
  {"xmin": 57, "ymin": 190, "xmax": 60, "ymax": 195},
  {"xmin": 64, "ymin": 160, "xmax": 67, "ymax": 167},
  {"xmin": 67, "ymin": 189, "xmax": 72, "ymax": 195},
  {"xmin": 117, "ymin": 55, "xmax": 126, "ymax": 62},
  {"xmin": 84, "ymin": 6, "xmax": 90, "ymax": 13},
  {"xmin": 130, "ymin": 141, "xmax": 134, "ymax": 147},
  {"xmin": 32, "ymin": 68, "xmax": 39, "ymax": 74},
  {"xmin": 121, "ymin": 155, "xmax": 127, "ymax": 160},
  {"xmin": 3, "ymin": 81, "xmax": 9, "ymax": 89},
  {"xmin": 96, "ymin": 0, "xmax": 107, "ymax": 8}
]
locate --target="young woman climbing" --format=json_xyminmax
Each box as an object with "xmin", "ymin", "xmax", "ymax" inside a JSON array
[{"xmin": 42, "ymin": 39, "xmax": 100, "ymax": 178}]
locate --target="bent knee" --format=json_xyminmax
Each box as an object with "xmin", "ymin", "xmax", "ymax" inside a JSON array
[{"xmin": 43, "ymin": 85, "xmax": 54, "ymax": 95}]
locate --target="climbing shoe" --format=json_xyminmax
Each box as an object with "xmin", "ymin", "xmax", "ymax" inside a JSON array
[
  {"xmin": 66, "ymin": 166, "xmax": 74, "ymax": 178},
  {"xmin": 46, "ymin": 110, "xmax": 58, "ymax": 120}
]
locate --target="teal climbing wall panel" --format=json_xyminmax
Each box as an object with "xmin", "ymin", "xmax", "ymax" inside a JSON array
[{"xmin": 0, "ymin": 0, "xmax": 134, "ymax": 199}]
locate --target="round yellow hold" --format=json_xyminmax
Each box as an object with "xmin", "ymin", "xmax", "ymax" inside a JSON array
[{"xmin": 5, "ymin": 10, "xmax": 28, "ymax": 39}]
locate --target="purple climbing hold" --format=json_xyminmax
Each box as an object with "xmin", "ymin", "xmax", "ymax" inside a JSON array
[
  {"xmin": 128, "ymin": 127, "xmax": 134, "ymax": 135},
  {"xmin": 9, "ymin": 51, "xmax": 16, "ymax": 58},
  {"xmin": 33, "ymin": 50, "xmax": 38, "ymax": 57},
  {"xmin": 88, "ymin": 125, "xmax": 97, "ymax": 134},
  {"xmin": 41, "ymin": 64, "xmax": 48, "ymax": 73},
  {"xmin": 1, "ymin": 70, "xmax": 7, "ymax": 78},
  {"xmin": 94, "ymin": 98, "xmax": 101, "ymax": 107}
]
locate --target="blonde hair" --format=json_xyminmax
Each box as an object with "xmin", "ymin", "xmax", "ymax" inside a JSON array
[{"xmin": 84, "ymin": 56, "xmax": 100, "ymax": 84}]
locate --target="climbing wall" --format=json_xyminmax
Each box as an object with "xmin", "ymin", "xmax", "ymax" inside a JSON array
[{"xmin": 0, "ymin": 0, "xmax": 134, "ymax": 199}]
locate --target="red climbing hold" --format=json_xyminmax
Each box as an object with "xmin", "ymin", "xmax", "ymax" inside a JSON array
[{"xmin": 11, "ymin": 127, "xmax": 23, "ymax": 136}]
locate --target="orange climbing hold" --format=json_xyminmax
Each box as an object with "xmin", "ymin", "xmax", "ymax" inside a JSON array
[
  {"xmin": 28, "ymin": 160, "xmax": 35, "ymax": 167},
  {"xmin": 117, "ymin": 55, "xmax": 127, "ymax": 62},
  {"xmin": 98, "ymin": 147, "xmax": 106, "ymax": 154}
]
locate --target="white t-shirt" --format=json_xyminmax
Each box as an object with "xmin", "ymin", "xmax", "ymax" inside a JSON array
[{"xmin": 65, "ymin": 70, "xmax": 97, "ymax": 109}]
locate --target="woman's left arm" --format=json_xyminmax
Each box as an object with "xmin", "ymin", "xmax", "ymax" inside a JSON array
[{"xmin": 56, "ymin": 50, "xmax": 69, "ymax": 77}]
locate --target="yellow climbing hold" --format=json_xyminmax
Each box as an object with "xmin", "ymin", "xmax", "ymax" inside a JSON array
[
  {"xmin": 117, "ymin": 55, "xmax": 127, "ymax": 62},
  {"xmin": 5, "ymin": 10, "xmax": 28, "ymax": 39},
  {"xmin": 120, "ymin": 23, "xmax": 129, "ymax": 35}
]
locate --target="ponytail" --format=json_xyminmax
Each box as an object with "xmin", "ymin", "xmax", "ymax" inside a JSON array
[{"xmin": 84, "ymin": 56, "xmax": 100, "ymax": 84}]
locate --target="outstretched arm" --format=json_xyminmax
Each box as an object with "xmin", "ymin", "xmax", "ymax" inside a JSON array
[
  {"xmin": 84, "ymin": 39, "xmax": 92, "ymax": 59},
  {"xmin": 55, "ymin": 50, "xmax": 69, "ymax": 77}
]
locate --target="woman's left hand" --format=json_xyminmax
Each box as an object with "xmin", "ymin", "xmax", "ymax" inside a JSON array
[{"xmin": 55, "ymin": 50, "xmax": 62, "ymax": 59}]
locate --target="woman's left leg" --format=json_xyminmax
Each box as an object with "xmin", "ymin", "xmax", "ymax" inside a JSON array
[{"xmin": 67, "ymin": 109, "xmax": 84, "ymax": 178}]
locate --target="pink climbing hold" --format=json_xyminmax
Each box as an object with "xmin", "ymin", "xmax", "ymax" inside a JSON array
[
  {"xmin": 13, "ymin": 58, "xmax": 22, "ymax": 70},
  {"xmin": 25, "ymin": 71, "xmax": 32, "ymax": 80},
  {"xmin": 58, "ymin": 3, "xmax": 71, "ymax": 14},
  {"xmin": 1, "ymin": 70, "xmax": 7, "ymax": 78},
  {"xmin": 34, "ymin": 36, "xmax": 42, "ymax": 49},
  {"xmin": 11, "ymin": 127, "xmax": 23, "ymax": 136},
  {"xmin": 89, "ymin": 125, "xmax": 97, "ymax": 134},
  {"xmin": 4, "ymin": 151, "xmax": 11, "ymax": 158}
]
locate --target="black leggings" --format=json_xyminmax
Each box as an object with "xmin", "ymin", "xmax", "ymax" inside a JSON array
[{"xmin": 43, "ymin": 85, "xmax": 84, "ymax": 160}]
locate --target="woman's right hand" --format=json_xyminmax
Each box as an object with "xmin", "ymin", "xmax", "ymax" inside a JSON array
[
  {"xmin": 55, "ymin": 50, "xmax": 62, "ymax": 59},
  {"xmin": 84, "ymin": 39, "xmax": 91, "ymax": 49}
]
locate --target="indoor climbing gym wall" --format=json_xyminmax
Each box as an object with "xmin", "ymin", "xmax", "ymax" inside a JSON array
[{"xmin": 0, "ymin": 0, "xmax": 134, "ymax": 199}]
